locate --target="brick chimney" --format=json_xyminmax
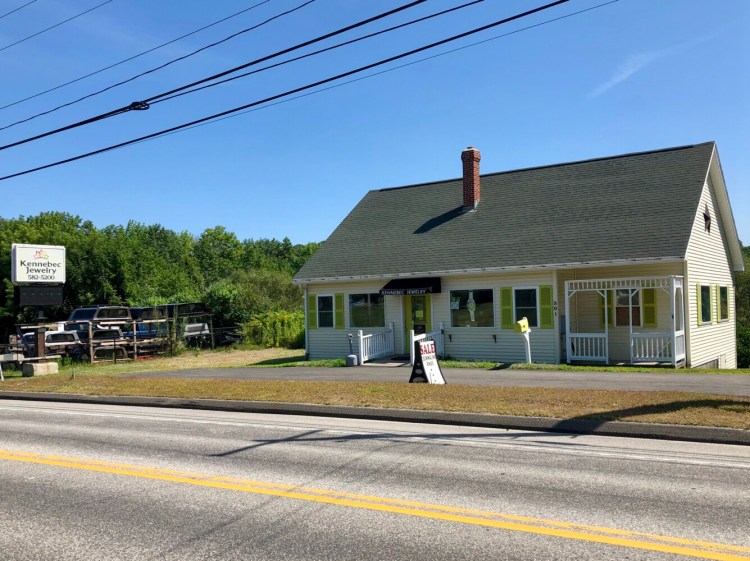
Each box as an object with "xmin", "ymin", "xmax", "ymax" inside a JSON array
[{"xmin": 461, "ymin": 146, "xmax": 481, "ymax": 210}]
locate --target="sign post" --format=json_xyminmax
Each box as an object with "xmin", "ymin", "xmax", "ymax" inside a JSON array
[
  {"xmin": 514, "ymin": 317, "xmax": 532, "ymax": 364},
  {"xmin": 409, "ymin": 339, "xmax": 446, "ymax": 384}
]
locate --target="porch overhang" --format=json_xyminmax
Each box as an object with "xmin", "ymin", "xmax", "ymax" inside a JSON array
[{"xmin": 379, "ymin": 277, "xmax": 441, "ymax": 296}]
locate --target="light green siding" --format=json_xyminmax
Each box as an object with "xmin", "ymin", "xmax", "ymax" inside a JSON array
[{"xmin": 685, "ymin": 176, "xmax": 737, "ymax": 368}]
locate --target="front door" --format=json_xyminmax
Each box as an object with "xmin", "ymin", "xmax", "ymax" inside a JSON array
[{"xmin": 404, "ymin": 294, "xmax": 432, "ymax": 349}]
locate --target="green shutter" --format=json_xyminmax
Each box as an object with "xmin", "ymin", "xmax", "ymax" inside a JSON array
[
  {"xmin": 500, "ymin": 287, "xmax": 513, "ymax": 329},
  {"xmin": 334, "ymin": 293, "xmax": 345, "ymax": 329},
  {"xmin": 643, "ymin": 288, "xmax": 657, "ymax": 328},
  {"xmin": 307, "ymin": 294, "xmax": 317, "ymax": 330},
  {"xmin": 539, "ymin": 285, "xmax": 553, "ymax": 329},
  {"xmin": 600, "ymin": 290, "xmax": 614, "ymax": 328},
  {"xmin": 696, "ymin": 284, "xmax": 702, "ymax": 326}
]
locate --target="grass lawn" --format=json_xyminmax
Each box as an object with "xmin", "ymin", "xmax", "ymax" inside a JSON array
[{"xmin": 1, "ymin": 348, "xmax": 748, "ymax": 430}]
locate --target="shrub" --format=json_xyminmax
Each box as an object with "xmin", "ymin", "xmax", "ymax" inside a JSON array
[
  {"xmin": 738, "ymin": 326, "xmax": 750, "ymax": 368},
  {"xmin": 244, "ymin": 310, "xmax": 305, "ymax": 349}
]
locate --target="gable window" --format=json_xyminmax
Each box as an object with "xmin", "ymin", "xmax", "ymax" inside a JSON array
[
  {"xmin": 450, "ymin": 289, "xmax": 494, "ymax": 327},
  {"xmin": 719, "ymin": 286, "xmax": 729, "ymax": 321},
  {"xmin": 349, "ymin": 293, "xmax": 385, "ymax": 328},
  {"xmin": 615, "ymin": 289, "xmax": 640, "ymax": 327},
  {"xmin": 514, "ymin": 288, "xmax": 538, "ymax": 328},
  {"xmin": 317, "ymin": 295, "xmax": 334, "ymax": 328}
]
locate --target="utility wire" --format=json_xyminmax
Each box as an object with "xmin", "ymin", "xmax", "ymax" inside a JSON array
[
  {"xmin": 0, "ymin": 0, "xmax": 313, "ymax": 132},
  {"xmin": 0, "ymin": 0, "xmax": 429, "ymax": 151},
  {"xmin": 0, "ymin": 0, "xmax": 39, "ymax": 21},
  {"xmin": 0, "ymin": 0, "xmax": 274, "ymax": 113},
  {"xmin": 0, "ymin": 0, "xmax": 114, "ymax": 53},
  {"xmin": 152, "ymin": 0, "xmax": 620, "ymax": 142},
  {"xmin": 0, "ymin": 0, "xmax": 571, "ymax": 182},
  {"xmin": 155, "ymin": 0, "xmax": 486, "ymax": 106}
]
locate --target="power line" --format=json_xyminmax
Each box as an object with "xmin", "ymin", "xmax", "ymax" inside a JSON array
[
  {"xmin": 0, "ymin": 0, "xmax": 572, "ymax": 182},
  {"xmin": 153, "ymin": 0, "xmax": 620, "ymax": 142},
  {"xmin": 154, "ymin": 0, "xmax": 486, "ymax": 106},
  {"xmin": 0, "ymin": 0, "xmax": 114, "ymax": 54},
  {"xmin": 0, "ymin": 0, "xmax": 39, "ymax": 21},
  {"xmin": 0, "ymin": 0, "xmax": 429, "ymax": 151},
  {"xmin": 0, "ymin": 0, "xmax": 274, "ymax": 113},
  {"xmin": 0, "ymin": 0, "xmax": 314, "ymax": 132}
]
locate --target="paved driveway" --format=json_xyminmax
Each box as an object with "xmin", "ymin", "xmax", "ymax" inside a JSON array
[{"xmin": 127, "ymin": 365, "xmax": 750, "ymax": 396}]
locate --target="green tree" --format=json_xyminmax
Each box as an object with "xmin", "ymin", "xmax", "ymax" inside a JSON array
[
  {"xmin": 194, "ymin": 226, "xmax": 242, "ymax": 285},
  {"xmin": 204, "ymin": 269, "xmax": 303, "ymax": 327}
]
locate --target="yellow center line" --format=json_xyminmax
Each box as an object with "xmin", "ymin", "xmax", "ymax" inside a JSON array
[{"xmin": 1, "ymin": 449, "xmax": 748, "ymax": 560}]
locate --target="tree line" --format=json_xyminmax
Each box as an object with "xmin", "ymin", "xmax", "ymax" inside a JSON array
[
  {"xmin": 736, "ymin": 245, "xmax": 750, "ymax": 367},
  {"xmin": 2, "ymin": 211, "xmax": 749, "ymax": 366},
  {"xmin": 0, "ymin": 212, "xmax": 319, "ymax": 341}
]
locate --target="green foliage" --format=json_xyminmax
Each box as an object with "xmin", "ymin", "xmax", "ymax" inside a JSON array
[
  {"xmin": 0, "ymin": 212, "xmax": 318, "ymax": 342},
  {"xmin": 735, "ymin": 245, "xmax": 750, "ymax": 328},
  {"xmin": 194, "ymin": 226, "xmax": 242, "ymax": 286},
  {"xmin": 243, "ymin": 310, "xmax": 305, "ymax": 348},
  {"xmin": 738, "ymin": 326, "xmax": 750, "ymax": 368},
  {"xmin": 204, "ymin": 269, "xmax": 303, "ymax": 327}
]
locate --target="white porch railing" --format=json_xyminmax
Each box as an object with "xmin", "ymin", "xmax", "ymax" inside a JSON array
[
  {"xmin": 357, "ymin": 323, "xmax": 395, "ymax": 364},
  {"xmin": 631, "ymin": 333, "xmax": 673, "ymax": 362},
  {"xmin": 568, "ymin": 333, "xmax": 607, "ymax": 362},
  {"xmin": 409, "ymin": 324, "xmax": 445, "ymax": 365}
]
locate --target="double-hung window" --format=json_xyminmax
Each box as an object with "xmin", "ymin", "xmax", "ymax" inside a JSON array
[
  {"xmin": 514, "ymin": 288, "xmax": 538, "ymax": 327},
  {"xmin": 317, "ymin": 295, "xmax": 334, "ymax": 328},
  {"xmin": 349, "ymin": 293, "xmax": 385, "ymax": 328},
  {"xmin": 698, "ymin": 285, "xmax": 711, "ymax": 325},
  {"xmin": 450, "ymin": 289, "xmax": 494, "ymax": 327},
  {"xmin": 719, "ymin": 286, "xmax": 729, "ymax": 321}
]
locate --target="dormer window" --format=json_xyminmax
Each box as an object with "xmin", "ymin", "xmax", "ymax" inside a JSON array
[{"xmin": 703, "ymin": 204, "xmax": 711, "ymax": 233}]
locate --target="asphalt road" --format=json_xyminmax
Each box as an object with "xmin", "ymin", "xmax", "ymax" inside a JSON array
[
  {"xmin": 0, "ymin": 399, "xmax": 748, "ymax": 561},
  {"xmin": 127, "ymin": 365, "xmax": 750, "ymax": 396}
]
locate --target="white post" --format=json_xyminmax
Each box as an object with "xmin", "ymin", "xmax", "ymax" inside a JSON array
[
  {"xmin": 357, "ymin": 330, "xmax": 364, "ymax": 364},
  {"xmin": 629, "ymin": 289, "xmax": 634, "ymax": 364},
  {"xmin": 670, "ymin": 276, "xmax": 676, "ymax": 366},
  {"xmin": 409, "ymin": 329, "xmax": 416, "ymax": 365},
  {"xmin": 603, "ymin": 289, "xmax": 609, "ymax": 365},
  {"xmin": 387, "ymin": 322, "xmax": 394, "ymax": 356},
  {"xmin": 523, "ymin": 330, "xmax": 531, "ymax": 364},
  {"xmin": 565, "ymin": 281, "xmax": 572, "ymax": 362}
]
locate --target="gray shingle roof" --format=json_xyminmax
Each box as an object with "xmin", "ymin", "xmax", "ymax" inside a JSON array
[{"xmin": 294, "ymin": 142, "xmax": 716, "ymax": 282}]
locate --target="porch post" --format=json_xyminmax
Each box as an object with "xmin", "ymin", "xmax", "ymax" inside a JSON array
[
  {"xmin": 603, "ymin": 288, "xmax": 609, "ymax": 365},
  {"xmin": 669, "ymin": 275, "xmax": 677, "ymax": 368},
  {"xmin": 565, "ymin": 280, "xmax": 571, "ymax": 363},
  {"xmin": 629, "ymin": 288, "xmax": 634, "ymax": 364}
]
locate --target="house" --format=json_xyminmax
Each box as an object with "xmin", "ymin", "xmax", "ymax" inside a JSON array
[{"xmin": 292, "ymin": 142, "xmax": 744, "ymax": 368}]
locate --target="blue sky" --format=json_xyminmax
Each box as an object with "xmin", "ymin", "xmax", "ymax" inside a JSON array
[{"xmin": 1, "ymin": 0, "xmax": 748, "ymax": 245}]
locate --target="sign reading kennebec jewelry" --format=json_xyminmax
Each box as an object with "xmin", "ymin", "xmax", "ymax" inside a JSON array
[{"xmin": 11, "ymin": 244, "xmax": 66, "ymax": 284}]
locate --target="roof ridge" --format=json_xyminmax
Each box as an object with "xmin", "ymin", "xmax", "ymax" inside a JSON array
[{"xmin": 376, "ymin": 141, "xmax": 715, "ymax": 193}]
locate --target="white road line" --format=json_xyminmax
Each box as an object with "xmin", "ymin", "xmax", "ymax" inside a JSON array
[{"xmin": 1, "ymin": 401, "xmax": 748, "ymax": 469}]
